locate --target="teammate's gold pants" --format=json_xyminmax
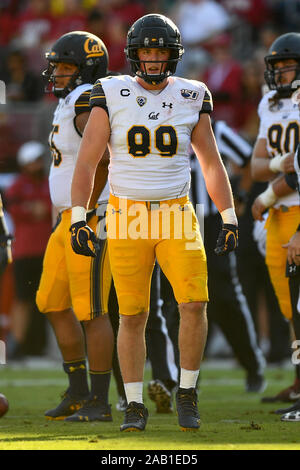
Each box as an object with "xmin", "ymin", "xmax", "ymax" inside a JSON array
[
  {"xmin": 265, "ymin": 205, "xmax": 300, "ymax": 320},
  {"xmin": 106, "ymin": 194, "xmax": 208, "ymax": 316},
  {"xmin": 36, "ymin": 207, "xmax": 111, "ymax": 321}
]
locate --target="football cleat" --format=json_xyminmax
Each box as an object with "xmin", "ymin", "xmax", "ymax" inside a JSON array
[
  {"xmin": 147, "ymin": 380, "xmax": 173, "ymax": 413},
  {"xmin": 281, "ymin": 410, "xmax": 300, "ymax": 422},
  {"xmin": 64, "ymin": 395, "xmax": 112, "ymax": 422},
  {"xmin": 245, "ymin": 373, "xmax": 267, "ymax": 393},
  {"xmin": 274, "ymin": 399, "xmax": 300, "ymax": 415},
  {"xmin": 120, "ymin": 401, "xmax": 148, "ymax": 432},
  {"xmin": 261, "ymin": 379, "xmax": 300, "ymax": 403},
  {"xmin": 45, "ymin": 390, "xmax": 88, "ymax": 420},
  {"xmin": 176, "ymin": 387, "xmax": 201, "ymax": 431}
]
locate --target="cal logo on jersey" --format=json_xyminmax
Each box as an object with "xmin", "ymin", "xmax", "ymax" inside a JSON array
[
  {"xmin": 137, "ymin": 96, "xmax": 147, "ymax": 107},
  {"xmin": 181, "ymin": 89, "xmax": 199, "ymax": 100}
]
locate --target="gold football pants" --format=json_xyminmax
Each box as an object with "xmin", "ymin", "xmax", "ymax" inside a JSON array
[
  {"xmin": 106, "ymin": 194, "xmax": 208, "ymax": 316},
  {"xmin": 36, "ymin": 206, "xmax": 111, "ymax": 321},
  {"xmin": 265, "ymin": 205, "xmax": 300, "ymax": 320}
]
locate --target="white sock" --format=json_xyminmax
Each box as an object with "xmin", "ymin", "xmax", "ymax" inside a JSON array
[
  {"xmin": 179, "ymin": 368, "xmax": 199, "ymax": 389},
  {"xmin": 124, "ymin": 382, "xmax": 143, "ymax": 404}
]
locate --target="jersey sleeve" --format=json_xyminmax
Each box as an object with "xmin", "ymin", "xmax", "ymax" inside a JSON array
[
  {"xmin": 74, "ymin": 89, "xmax": 91, "ymax": 116},
  {"xmin": 89, "ymin": 79, "xmax": 108, "ymax": 115},
  {"xmin": 200, "ymin": 88, "xmax": 213, "ymax": 114}
]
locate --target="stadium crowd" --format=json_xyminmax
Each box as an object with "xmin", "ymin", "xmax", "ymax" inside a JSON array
[{"xmin": 0, "ymin": 0, "xmax": 300, "ymax": 410}]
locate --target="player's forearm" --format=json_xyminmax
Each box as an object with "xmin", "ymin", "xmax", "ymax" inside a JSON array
[
  {"xmin": 71, "ymin": 159, "xmax": 96, "ymax": 211},
  {"xmin": 251, "ymin": 156, "xmax": 276, "ymax": 182},
  {"xmin": 251, "ymin": 150, "xmax": 294, "ymax": 182},
  {"xmin": 271, "ymin": 175, "xmax": 294, "ymax": 198},
  {"xmin": 71, "ymin": 107, "xmax": 110, "ymax": 217},
  {"xmin": 252, "ymin": 174, "xmax": 294, "ymax": 213},
  {"xmin": 88, "ymin": 149, "xmax": 109, "ymax": 209},
  {"xmin": 205, "ymin": 163, "xmax": 236, "ymax": 222},
  {"xmin": 192, "ymin": 114, "xmax": 236, "ymax": 223},
  {"xmin": 251, "ymin": 138, "xmax": 278, "ymax": 182}
]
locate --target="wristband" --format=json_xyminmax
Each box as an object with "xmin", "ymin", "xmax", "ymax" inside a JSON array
[
  {"xmin": 71, "ymin": 206, "xmax": 86, "ymax": 224},
  {"xmin": 220, "ymin": 208, "xmax": 238, "ymax": 226},
  {"xmin": 258, "ymin": 185, "xmax": 277, "ymax": 208},
  {"xmin": 269, "ymin": 153, "xmax": 289, "ymax": 173}
]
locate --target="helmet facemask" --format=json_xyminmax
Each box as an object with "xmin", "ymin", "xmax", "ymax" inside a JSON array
[
  {"xmin": 128, "ymin": 46, "xmax": 182, "ymax": 85},
  {"xmin": 43, "ymin": 61, "xmax": 81, "ymax": 98},
  {"xmin": 264, "ymin": 56, "xmax": 300, "ymax": 98}
]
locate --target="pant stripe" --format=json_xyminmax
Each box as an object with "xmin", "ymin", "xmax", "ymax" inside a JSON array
[{"xmin": 90, "ymin": 238, "xmax": 106, "ymax": 319}]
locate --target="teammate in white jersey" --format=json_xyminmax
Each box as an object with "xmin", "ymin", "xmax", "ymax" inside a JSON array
[
  {"xmin": 70, "ymin": 14, "xmax": 238, "ymax": 432},
  {"xmin": 251, "ymin": 145, "xmax": 300, "ymax": 420},
  {"xmin": 36, "ymin": 31, "xmax": 115, "ymax": 422},
  {"xmin": 251, "ymin": 32, "xmax": 300, "ymax": 404}
]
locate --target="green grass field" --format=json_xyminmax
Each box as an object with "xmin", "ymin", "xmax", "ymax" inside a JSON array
[{"xmin": 0, "ymin": 362, "xmax": 299, "ymax": 450}]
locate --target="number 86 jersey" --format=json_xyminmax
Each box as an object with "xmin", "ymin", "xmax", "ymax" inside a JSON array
[{"xmin": 90, "ymin": 75, "xmax": 213, "ymax": 201}]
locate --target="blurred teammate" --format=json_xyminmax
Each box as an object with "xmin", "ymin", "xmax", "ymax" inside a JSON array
[
  {"xmin": 70, "ymin": 14, "xmax": 238, "ymax": 432},
  {"xmin": 252, "ymin": 145, "xmax": 300, "ymax": 421},
  {"xmin": 36, "ymin": 31, "xmax": 114, "ymax": 422},
  {"xmin": 251, "ymin": 33, "xmax": 300, "ymax": 403}
]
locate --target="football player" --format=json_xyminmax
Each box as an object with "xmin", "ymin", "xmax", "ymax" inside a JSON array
[
  {"xmin": 252, "ymin": 145, "xmax": 300, "ymax": 421},
  {"xmin": 36, "ymin": 31, "xmax": 115, "ymax": 422},
  {"xmin": 70, "ymin": 14, "xmax": 238, "ymax": 432},
  {"xmin": 0, "ymin": 194, "xmax": 12, "ymax": 277},
  {"xmin": 251, "ymin": 32, "xmax": 300, "ymax": 404}
]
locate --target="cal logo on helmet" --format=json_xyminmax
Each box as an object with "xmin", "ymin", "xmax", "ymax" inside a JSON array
[{"xmin": 84, "ymin": 38, "xmax": 105, "ymax": 58}]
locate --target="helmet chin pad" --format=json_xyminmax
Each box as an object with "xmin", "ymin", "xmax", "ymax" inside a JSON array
[{"xmin": 136, "ymin": 60, "xmax": 171, "ymax": 84}]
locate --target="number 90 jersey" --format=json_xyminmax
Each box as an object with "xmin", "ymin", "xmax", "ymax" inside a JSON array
[
  {"xmin": 90, "ymin": 75, "xmax": 212, "ymax": 201},
  {"xmin": 257, "ymin": 90, "xmax": 299, "ymax": 208}
]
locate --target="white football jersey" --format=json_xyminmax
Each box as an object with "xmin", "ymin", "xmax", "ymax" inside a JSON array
[
  {"xmin": 48, "ymin": 83, "xmax": 109, "ymax": 212},
  {"xmin": 258, "ymin": 90, "xmax": 299, "ymax": 208},
  {"xmin": 90, "ymin": 75, "xmax": 212, "ymax": 201}
]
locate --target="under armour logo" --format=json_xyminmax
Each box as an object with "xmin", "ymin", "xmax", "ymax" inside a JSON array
[
  {"xmin": 112, "ymin": 208, "xmax": 122, "ymax": 214},
  {"xmin": 162, "ymin": 102, "xmax": 173, "ymax": 108}
]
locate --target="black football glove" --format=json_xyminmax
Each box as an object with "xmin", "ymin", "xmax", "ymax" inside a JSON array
[
  {"xmin": 214, "ymin": 224, "xmax": 238, "ymax": 256},
  {"xmin": 70, "ymin": 221, "xmax": 99, "ymax": 257}
]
